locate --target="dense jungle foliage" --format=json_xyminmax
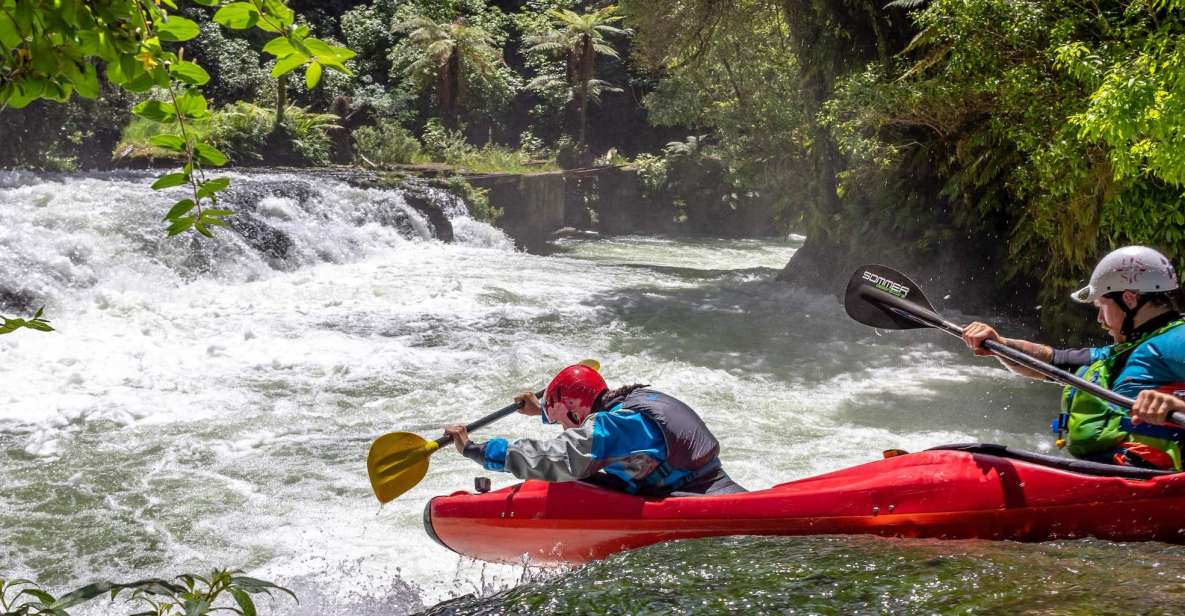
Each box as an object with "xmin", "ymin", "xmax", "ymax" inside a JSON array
[
  {"xmin": 628, "ymin": 0, "xmax": 1185, "ymax": 334},
  {"xmin": 5, "ymin": 0, "xmax": 1185, "ymax": 332}
]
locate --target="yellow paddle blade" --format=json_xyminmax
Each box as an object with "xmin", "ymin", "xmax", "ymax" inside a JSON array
[
  {"xmin": 367, "ymin": 432, "xmax": 441, "ymax": 503},
  {"xmin": 366, "ymin": 359, "xmax": 599, "ymax": 503}
]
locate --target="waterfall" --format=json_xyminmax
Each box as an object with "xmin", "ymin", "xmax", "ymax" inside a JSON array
[{"xmin": 0, "ymin": 170, "xmax": 511, "ymax": 314}]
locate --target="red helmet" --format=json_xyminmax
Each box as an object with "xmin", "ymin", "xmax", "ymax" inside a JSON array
[{"xmin": 543, "ymin": 364, "xmax": 607, "ymax": 428}]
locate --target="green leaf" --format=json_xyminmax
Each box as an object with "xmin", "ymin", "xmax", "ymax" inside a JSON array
[
  {"xmin": 305, "ymin": 38, "xmax": 356, "ymax": 66},
  {"xmin": 182, "ymin": 598, "xmax": 211, "ymax": 615},
  {"xmin": 271, "ymin": 53, "xmax": 306, "ymax": 78},
  {"xmin": 0, "ymin": 12, "xmax": 21, "ymax": 48},
  {"xmin": 302, "ymin": 39, "xmax": 337, "ymax": 58},
  {"xmin": 67, "ymin": 62, "xmax": 100, "ymax": 99},
  {"xmin": 196, "ymin": 177, "xmax": 231, "ymax": 199},
  {"xmin": 77, "ymin": 30, "xmax": 103, "ymax": 56},
  {"xmin": 157, "ymin": 15, "xmax": 200, "ymax": 42},
  {"xmin": 132, "ymin": 100, "xmax": 176, "ymax": 123},
  {"xmin": 152, "ymin": 173, "xmax": 190, "ymax": 190},
  {"xmin": 51, "ymin": 582, "xmax": 119, "ymax": 609},
  {"xmin": 254, "ymin": 18, "xmax": 283, "ymax": 34},
  {"xmin": 24, "ymin": 320, "xmax": 54, "ymax": 332},
  {"xmin": 229, "ymin": 576, "xmax": 296, "ymax": 600},
  {"xmin": 170, "ymin": 61, "xmax": 210, "ymax": 86},
  {"xmin": 148, "ymin": 134, "xmax": 187, "ymax": 152},
  {"xmin": 305, "ymin": 61, "xmax": 322, "ymax": 88},
  {"xmin": 191, "ymin": 0, "xmax": 219, "ymax": 5},
  {"xmin": 195, "ymin": 144, "xmax": 228, "ymax": 166},
  {"xmin": 230, "ymin": 589, "xmax": 257, "ymax": 616},
  {"xmin": 33, "ymin": 306, "xmax": 43, "ymax": 319},
  {"xmin": 166, "ymin": 216, "xmax": 196, "ymax": 236},
  {"xmin": 261, "ymin": 37, "xmax": 296, "ymax": 58},
  {"xmin": 125, "ymin": 68, "xmax": 161, "ymax": 92},
  {"xmin": 262, "ymin": 0, "xmax": 295, "ymax": 27},
  {"xmin": 23, "ymin": 588, "xmax": 57, "ymax": 602},
  {"xmin": 174, "ymin": 90, "xmax": 208, "ymax": 119},
  {"xmin": 213, "ymin": 3, "xmax": 260, "ymax": 29},
  {"xmin": 163, "ymin": 199, "xmax": 196, "ymax": 221}
]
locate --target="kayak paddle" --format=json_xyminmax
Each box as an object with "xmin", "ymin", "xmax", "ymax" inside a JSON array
[
  {"xmin": 366, "ymin": 359, "xmax": 601, "ymax": 503},
  {"xmin": 843, "ymin": 264, "xmax": 1185, "ymax": 426}
]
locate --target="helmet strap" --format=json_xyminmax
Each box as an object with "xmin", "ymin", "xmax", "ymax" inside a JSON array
[{"xmin": 1107, "ymin": 291, "xmax": 1150, "ymax": 339}]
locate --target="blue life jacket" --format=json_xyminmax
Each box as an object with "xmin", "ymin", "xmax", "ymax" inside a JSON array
[{"xmin": 592, "ymin": 388, "xmax": 720, "ymax": 494}]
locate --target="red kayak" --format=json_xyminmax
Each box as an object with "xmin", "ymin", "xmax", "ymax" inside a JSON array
[{"xmin": 424, "ymin": 444, "xmax": 1185, "ymax": 565}]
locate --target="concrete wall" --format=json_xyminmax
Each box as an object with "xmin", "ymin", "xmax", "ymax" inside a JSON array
[
  {"xmin": 468, "ymin": 171, "xmax": 567, "ymax": 253},
  {"xmin": 470, "ymin": 165, "xmax": 780, "ymax": 253},
  {"xmin": 470, "ymin": 166, "xmax": 679, "ymax": 252}
]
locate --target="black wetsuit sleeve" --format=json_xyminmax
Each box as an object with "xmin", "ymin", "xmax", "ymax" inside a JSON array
[
  {"xmin": 1051, "ymin": 348, "xmax": 1092, "ymax": 370},
  {"xmin": 462, "ymin": 441, "xmax": 486, "ymax": 465}
]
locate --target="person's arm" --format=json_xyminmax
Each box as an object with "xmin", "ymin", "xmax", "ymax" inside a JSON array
[
  {"xmin": 444, "ymin": 422, "xmax": 604, "ymax": 482},
  {"xmin": 961, "ymin": 321, "xmax": 1054, "ymax": 380}
]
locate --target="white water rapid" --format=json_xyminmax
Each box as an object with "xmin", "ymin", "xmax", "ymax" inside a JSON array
[{"xmin": 0, "ymin": 170, "xmax": 1057, "ymax": 614}]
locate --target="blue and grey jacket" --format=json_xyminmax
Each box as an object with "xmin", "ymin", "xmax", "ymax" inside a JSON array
[
  {"xmin": 462, "ymin": 388, "xmax": 722, "ymax": 495},
  {"xmin": 1053, "ymin": 311, "xmax": 1185, "ymax": 440}
]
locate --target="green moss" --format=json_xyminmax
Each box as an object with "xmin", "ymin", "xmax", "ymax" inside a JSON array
[{"xmin": 442, "ymin": 175, "xmax": 501, "ymax": 222}]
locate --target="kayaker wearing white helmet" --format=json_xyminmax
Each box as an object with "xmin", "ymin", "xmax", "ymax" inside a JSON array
[
  {"xmin": 962, "ymin": 246, "xmax": 1185, "ymax": 469},
  {"xmin": 443, "ymin": 364, "xmax": 746, "ymax": 496}
]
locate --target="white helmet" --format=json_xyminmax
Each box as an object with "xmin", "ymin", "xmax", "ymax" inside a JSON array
[{"xmin": 1071, "ymin": 245, "xmax": 1179, "ymax": 303}]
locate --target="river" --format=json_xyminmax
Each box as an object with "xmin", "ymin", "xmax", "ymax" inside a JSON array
[{"xmin": 2, "ymin": 170, "xmax": 1184, "ymax": 614}]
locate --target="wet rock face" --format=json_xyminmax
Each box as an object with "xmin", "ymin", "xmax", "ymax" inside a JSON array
[
  {"xmin": 217, "ymin": 176, "xmax": 463, "ymax": 266},
  {"xmin": 0, "ymin": 287, "xmax": 37, "ymax": 314},
  {"xmin": 399, "ymin": 188, "xmax": 454, "ymax": 244},
  {"xmin": 222, "ymin": 182, "xmax": 304, "ymax": 263},
  {"xmin": 227, "ymin": 209, "xmax": 295, "ymax": 263}
]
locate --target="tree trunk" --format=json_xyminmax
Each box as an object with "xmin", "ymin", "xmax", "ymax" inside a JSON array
[
  {"xmin": 576, "ymin": 35, "xmax": 595, "ymax": 147},
  {"xmin": 436, "ymin": 57, "xmax": 452, "ymax": 129},
  {"xmin": 454, "ymin": 51, "xmax": 466, "ymax": 125}
]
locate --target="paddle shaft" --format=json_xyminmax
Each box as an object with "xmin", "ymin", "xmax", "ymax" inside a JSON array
[
  {"xmin": 859, "ymin": 287, "xmax": 1185, "ymax": 425},
  {"xmin": 432, "ymin": 389, "xmax": 545, "ymax": 448}
]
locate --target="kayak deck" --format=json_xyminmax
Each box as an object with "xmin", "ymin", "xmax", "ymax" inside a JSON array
[{"xmin": 424, "ymin": 444, "xmax": 1185, "ymax": 565}]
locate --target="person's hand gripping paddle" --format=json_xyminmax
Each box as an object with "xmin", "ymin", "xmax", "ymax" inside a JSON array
[
  {"xmin": 843, "ymin": 264, "xmax": 1185, "ymax": 426},
  {"xmin": 366, "ymin": 359, "xmax": 601, "ymax": 503}
]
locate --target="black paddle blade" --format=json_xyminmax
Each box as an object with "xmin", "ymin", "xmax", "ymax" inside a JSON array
[{"xmin": 844, "ymin": 265, "xmax": 939, "ymax": 330}]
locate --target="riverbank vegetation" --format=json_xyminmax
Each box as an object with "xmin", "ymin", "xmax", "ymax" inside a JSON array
[
  {"xmin": 0, "ymin": 570, "xmax": 294, "ymax": 616},
  {"xmin": 626, "ymin": 0, "xmax": 1185, "ymax": 336},
  {"xmin": 5, "ymin": 0, "xmax": 1185, "ymax": 331}
]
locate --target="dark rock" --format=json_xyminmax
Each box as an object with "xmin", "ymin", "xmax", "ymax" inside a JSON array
[
  {"xmin": 228, "ymin": 210, "xmax": 294, "ymax": 263},
  {"xmin": 400, "ymin": 188, "xmax": 454, "ymax": 243},
  {"xmin": 0, "ymin": 287, "xmax": 37, "ymax": 314}
]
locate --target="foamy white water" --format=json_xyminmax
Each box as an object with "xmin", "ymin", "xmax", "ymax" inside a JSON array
[{"xmin": 0, "ymin": 170, "xmax": 1058, "ymax": 614}]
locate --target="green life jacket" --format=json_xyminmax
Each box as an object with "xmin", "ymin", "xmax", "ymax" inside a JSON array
[{"xmin": 1059, "ymin": 320, "xmax": 1185, "ymax": 469}]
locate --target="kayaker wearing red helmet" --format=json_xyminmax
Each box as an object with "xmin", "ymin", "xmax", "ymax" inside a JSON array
[
  {"xmin": 962, "ymin": 246, "xmax": 1185, "ymax": 469},
  {"xmin": 443, "ymin": 364, "xmax": 745, "ymax": 496}
]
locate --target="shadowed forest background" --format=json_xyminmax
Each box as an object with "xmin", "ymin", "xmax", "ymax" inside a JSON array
[{"xmin": 6, "ymin": 0, "xmax": 1185, "ymax": 335}]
